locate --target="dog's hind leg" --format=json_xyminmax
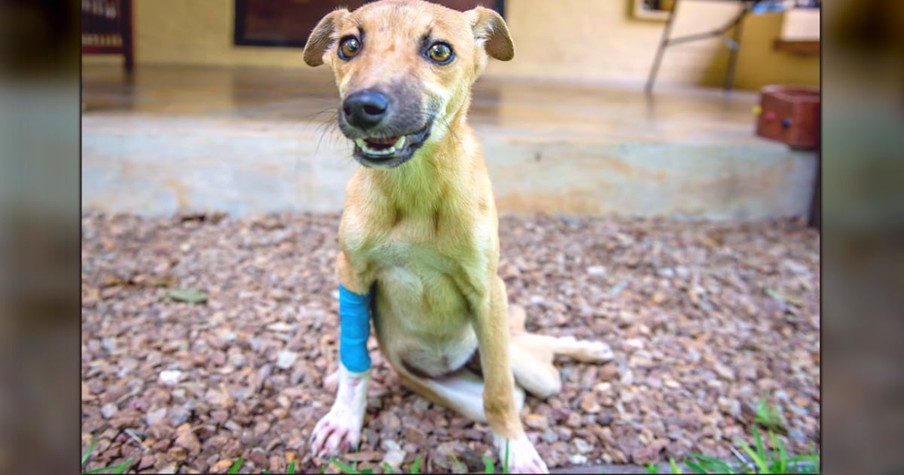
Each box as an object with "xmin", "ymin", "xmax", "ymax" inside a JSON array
[
  {"xmin": 517, "ymin": 333, "xmax": 614, "ymax": 363},
  {"xmin": 508, "ymin": 305, "xmax": 613, "ymax": 399},
  {"xmin": 391, "ymin": 363, "xmax": 525, "ymax": 424}
]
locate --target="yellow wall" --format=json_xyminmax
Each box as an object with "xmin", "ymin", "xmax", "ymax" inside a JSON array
[{"xmin": 84, "ymin": 0, "xmax": 819, "ymax": 90}]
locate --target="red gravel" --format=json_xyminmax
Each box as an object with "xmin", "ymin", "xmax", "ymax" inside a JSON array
[{"xmin": 81, "ymin": 212, "xmax": 819, "ymax": 473}]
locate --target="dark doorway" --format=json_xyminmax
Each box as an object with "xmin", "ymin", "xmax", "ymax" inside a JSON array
[{"xmin": 234, "ymin": 0, "xmax": 504, "ymax": 47}]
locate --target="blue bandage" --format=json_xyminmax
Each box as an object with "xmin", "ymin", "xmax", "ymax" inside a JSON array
[{"xmin": 338, "ymin": 284, "xmax": 373, "ymax": 373}]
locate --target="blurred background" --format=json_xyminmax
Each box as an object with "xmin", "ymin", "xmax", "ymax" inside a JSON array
[
  {"xmin": 76, "ymin": 2, "xmax": 829, "ymax": 473},
  {"xmin": 8, "ymin": 0, "xmax": 904, "ymax": 473},
  {"xmin": 81, "ymin": 0, "xmax": 821, "ymax": 220}
]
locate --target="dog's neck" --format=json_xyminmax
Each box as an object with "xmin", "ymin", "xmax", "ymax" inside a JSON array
[{"xmin": 361, "ymin": 103, "xmax": 479, "ymax": 215}]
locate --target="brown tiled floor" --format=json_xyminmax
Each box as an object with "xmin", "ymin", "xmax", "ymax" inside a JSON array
[
  {"xmin": 81, "ymin": 64, "xmax": 817, "ymax": 219},
  {"xmin": 82, "ymin": 64, "xmax": 762, "ymax": 144}
]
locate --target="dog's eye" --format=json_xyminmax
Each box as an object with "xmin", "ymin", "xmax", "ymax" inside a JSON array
[
  {"xmin": 338, "ymin": 37, "xmax": 361, "ymax": 60},
  {"xmin": 427, "ymin": 42, "xmax": 454, "ymax": 65}
]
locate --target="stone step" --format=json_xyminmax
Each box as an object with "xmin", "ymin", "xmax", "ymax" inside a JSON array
[{"xmin": 82, "ymin": 114, "xmax": 817, "ymax": 220}]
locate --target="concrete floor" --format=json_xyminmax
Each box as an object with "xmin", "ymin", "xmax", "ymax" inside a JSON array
[{"xmin": 82, "ymin": 64, "xmax": 817, "ymax": 219}]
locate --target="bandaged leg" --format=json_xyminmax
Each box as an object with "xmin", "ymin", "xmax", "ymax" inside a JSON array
[{"xmin": 310, "ymin": 285, "xmax": 373, "ymax": 457}]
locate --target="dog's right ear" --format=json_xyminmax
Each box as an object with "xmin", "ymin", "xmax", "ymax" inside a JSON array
[{"xmin": 303, "ymin": 9, "xmax": 349, "ymax": 67}]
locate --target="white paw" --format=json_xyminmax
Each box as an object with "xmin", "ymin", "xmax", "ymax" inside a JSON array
[
  {"xmin": 309, "ymin": 405, "xmax": 363, "ymax": 457},
  {"xmin": 494, "ymin": 434, "xmax": 549, "ymax": 474},
  {"xmin": 309, "ymin": 366, "xmax": 369, "ymax": 458},
  {"xmin": 571, "ymin": 339, "xmax": 614, "ymax": 363}
]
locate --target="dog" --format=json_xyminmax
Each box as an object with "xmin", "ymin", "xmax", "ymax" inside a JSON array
[{"xmin": 302, "ymin": 1, "xmax": 612, "ymax": 472}]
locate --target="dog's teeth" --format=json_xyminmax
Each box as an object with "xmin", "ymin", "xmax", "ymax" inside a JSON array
[{"xmin": 355, "ymin": 137, "xmax": 405, "ymax": 157}]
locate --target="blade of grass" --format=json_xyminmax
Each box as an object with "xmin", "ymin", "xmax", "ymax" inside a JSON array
[
  {"xmin": 112, "ymin": 459, "xmax": 133, "ymax": 475},
  {"xmin": 330, "ymin": 457, "xmax": 360, "ymax": 473},
  {"xmin": 737, "ymin": 440, "xmax": 769, "ymax": 474},
  {"xmin": 81, "ymin": 439, "xmax": 98, "ymax": 467},
  {"xmin": 646, "ymin": 463, "xmax": 659, "ymax": 474},
  {"xmin": 482, "ymin": 454, "xmax": 495, "ymax": 474},
  {"xmin": 787, "ymin": 454, "xmax": 819, "ymax": 463},
  {"xmin": 410, "ymin": 455, "xmax": 422, "ymax": 474},
  {"xmin": 752, "ymin": 427, "xmax": 767, "ymax": 467},
  {"xmin": 769, "ymin": 431, "xmax": 787, "ymax": 474},
  {"xmin": 448, "ymin": 452, "xmax": 467, "ymax": 474},
  {"xmin": 686, "ymin": 453, "xmax": 735, "ymax": 473},
  {"xmin": 788, "ymin": 453, "xmax": 820, "ymax": 472},
  {"xmin": 288, "ymin": 459, "xmax": 296, "ymax": 474},
  {"xmin": 84, "ymin": 458, "xmax": 132, "ymax": 474},
  {"xmin": 227, "ymin": 457, "xmax": 244, "ymax": 474},
  {"xmin": 683, "ymin": 459, "xmax": 710, "ymax": 474},
  {"xmin": 504, "ymin": 439, "xmax": 510, "ymax": 474},
  {"xmin": 382, "ymin": 462, "xmax": 395, "ymax": 474},
  {"xmin": 778, "ymin": 443, "xmax": 789, "ymax": 474},
  {"xmin": 669, "ymin": 458, "xmax": 682, "ymax": 474}
]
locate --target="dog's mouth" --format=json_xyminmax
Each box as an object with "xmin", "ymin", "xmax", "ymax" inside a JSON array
[{"xmin": 352, "ymin": 123, "xmax": 432, "ymax": 167}]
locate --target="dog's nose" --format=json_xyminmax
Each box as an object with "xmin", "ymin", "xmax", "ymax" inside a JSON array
[{"xmin": 342, "ymin": 90, "xmax": 390, "ymax": 129}]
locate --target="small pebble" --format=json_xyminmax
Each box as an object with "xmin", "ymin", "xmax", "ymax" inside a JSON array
[
  {"xmin": 276, "ymin": 350, "xmax": 298, "ymax": 370},
  {"xmin": 100, "ymin": 403, "xmax": 118, "ymax": 419},
  {"xmin": 159, "ymin": 370, "xmax": 182, "ymax": 386}
]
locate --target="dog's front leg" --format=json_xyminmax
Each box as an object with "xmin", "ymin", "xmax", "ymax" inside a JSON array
[
  {"xmin": 310, "ymin": 364, "xmax": 369, "ymax": 457},
  {"xmin": 472, "ymin": 275, "xmax": 549, "ymax": 473},
  {"xmin": 310, "ymin": 252, "xmax": 372, "ymax": 457}
]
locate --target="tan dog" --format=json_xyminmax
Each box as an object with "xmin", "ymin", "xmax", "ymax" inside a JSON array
[{"xmin": 303, "ymin": 1, "xmax": 612, "ymax": 472}]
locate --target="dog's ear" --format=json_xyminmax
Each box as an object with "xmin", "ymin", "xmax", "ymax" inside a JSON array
[
  {"xmin": 466, "ymin": 6, "xmax": 514, "ymax": 61},
  {"xmin": 303, "ymin": 9, "xmax": 349, "ymax": 67}
]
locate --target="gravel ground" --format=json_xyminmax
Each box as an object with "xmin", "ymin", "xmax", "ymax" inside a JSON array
[{"xmin": 81, "ymin": 212, "xmax": 820, "ymax": 474}]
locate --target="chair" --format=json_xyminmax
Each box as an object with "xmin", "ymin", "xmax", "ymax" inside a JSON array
[{"xmin": 645, "ymin": 0, "xmax": 768, "ymax": 92}]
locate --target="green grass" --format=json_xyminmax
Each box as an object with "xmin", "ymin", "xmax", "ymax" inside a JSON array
[
  {"xmin": 326, "ymin": 439, "xmax": 509, "ymax": 474},
  {"xmin": 82, "ymin": 400, "xmax": 816, "ymax": 474},
  {"xmin": 643, "ymin": 421, "xmax": 819, "ymax": 474},
  {"xmin": 227, "ymin": 456, "xmax": 296, "ymax": 474},
  {"xmin": 677, "ymin": 427, "xmax": 819, "ymax": 473},
  {"xmin": 81, "ymin": 439, "xmax": 133, "ymax": 474}
]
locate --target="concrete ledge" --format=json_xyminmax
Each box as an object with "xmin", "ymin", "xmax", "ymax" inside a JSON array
[{"xmin": 82, "ymin": 115, "xmax": 817, "ymax": 220}]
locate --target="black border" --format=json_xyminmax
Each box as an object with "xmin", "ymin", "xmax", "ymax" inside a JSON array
[{"xmin": 233, "ymin": 0, "xmax": 506, "ymax": 48}]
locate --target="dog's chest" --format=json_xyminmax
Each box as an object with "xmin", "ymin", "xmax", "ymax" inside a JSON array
[{"xmin": 366, "ymin": 223, "xmax": 462, "ymax": 275}]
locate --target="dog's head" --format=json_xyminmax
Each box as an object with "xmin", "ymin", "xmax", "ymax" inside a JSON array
[{"xmin": 303, "ymin": 0, "xmax": 513, "ymax": 168}]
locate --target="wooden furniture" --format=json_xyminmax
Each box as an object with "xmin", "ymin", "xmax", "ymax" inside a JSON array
[
  {"xmin": 234, "ymin": 0, "xmax": 504, "ymax": 47},
  {"xmin": 755, "ymin": 85, "xmax": 820, "ymax": 150},
  {"xmin": 773, "ymin": 39, "xmax": 820, "ymax": 56},
  {"xmin": 753, "ymin": 85, "xmax": 820, "ymax": 227},
  {"xmin": 81, "ymin": 0, "xmax": 134, "ymax": 72}
]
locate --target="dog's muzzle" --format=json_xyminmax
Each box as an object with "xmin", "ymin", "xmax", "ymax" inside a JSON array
[{"xmin": 339, "ymin": 88, "xmax": 433, "ymax": 168}]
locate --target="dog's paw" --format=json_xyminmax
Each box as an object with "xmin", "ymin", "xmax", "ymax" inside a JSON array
[
  {"xmin": 494, "ymin": 434, "xmax": 549, "ymax": 474},
  {"xmin": 309, "ymin": 366, "xmax": 369, "ymax": 458},
  {"xmin": 309, "ymin": 406, "xmax": 363, "ymax": 457},
  {"xmin": 567, "ymin": 338, "xmax": 614, "ymax": 363}
]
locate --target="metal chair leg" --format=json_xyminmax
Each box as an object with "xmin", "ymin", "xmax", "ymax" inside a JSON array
[
  {"xmin": 724, "ymin": 4, "xmax": 748, "ymax": 91},
  {"xmin": 645, "ymin": 0, "xmax": 680, "ymax": 94}
]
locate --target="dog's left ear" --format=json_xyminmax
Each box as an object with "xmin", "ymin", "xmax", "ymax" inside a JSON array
[
  {"xmin": 466, "ymin": 6, "xmax": 514, "ymax": 61},
  {"xmin": 304, "ymin": 9, "xmax": 349, "ymax": 67}
]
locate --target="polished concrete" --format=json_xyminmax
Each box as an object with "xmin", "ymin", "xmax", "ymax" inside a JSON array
[{"xmin": 82, "ymin": 64, "xmax": 817, "ymax": 219}]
